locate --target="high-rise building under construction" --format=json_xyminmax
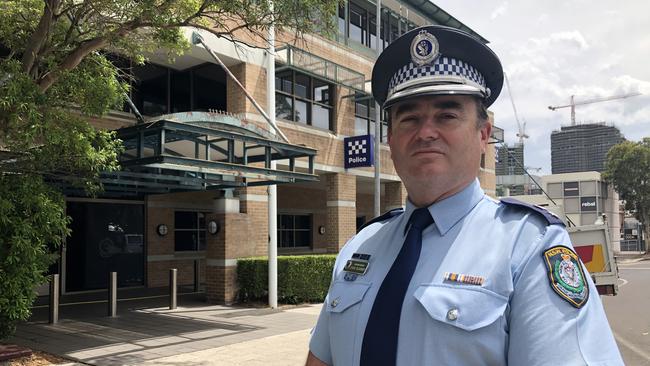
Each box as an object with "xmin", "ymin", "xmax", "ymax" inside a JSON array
[
  {"xmin": 496, "ymin": 143, "xmax": 525, "ymax": 176},
  {"xmin": 551, "ymin": 123, "xmax": 624, "ymax": 174}
]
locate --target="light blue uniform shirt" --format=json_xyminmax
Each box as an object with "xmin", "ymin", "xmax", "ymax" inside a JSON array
[{"xmin": 309, "ymin": 179, "xmax": 623, "ymax": 365}]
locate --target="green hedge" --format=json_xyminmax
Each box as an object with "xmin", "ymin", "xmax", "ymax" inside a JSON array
[{"xmin": 237, "ymin": 255, "xmax": 337, "ymax": 304}]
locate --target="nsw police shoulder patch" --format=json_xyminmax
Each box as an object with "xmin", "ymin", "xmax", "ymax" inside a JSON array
[{"xmin": 543, "ymin": 245, "xmax": 589, "ymax": 308}]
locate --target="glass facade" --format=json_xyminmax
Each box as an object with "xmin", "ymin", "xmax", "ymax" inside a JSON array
[
  {"xmin": 108, "ymin": 55, "xmax": 228, "ymax": 117},
  {"xmin": 338, "ymin": 0, "xmax": 417, "ymax": 51},
  {"xmin": 275, "ymin": 69, "xmax": 333, "ymax": 130},
  {"xmin": 354, "ymin": 94, "xmax": 388, "ymax": 142},
  {"xmin": 66, "ymin": 202, "xmax": 144, "ymax": 291}
]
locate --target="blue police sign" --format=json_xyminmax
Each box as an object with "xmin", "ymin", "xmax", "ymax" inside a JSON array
[{"xmin": 344, "ymin": 135, "xmax": 374, "ymax": 169}]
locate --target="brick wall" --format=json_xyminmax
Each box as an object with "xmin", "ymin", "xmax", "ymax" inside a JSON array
[
  {"xmin": 206, "ymin": 265, "xmax": 237, "ymax": 304},
  {"xmin": 325, "ymin": 173, "xmax": 357, "ymax": 252},
  {"xmin": 385, "ymin": 181, "xmax": 407, "ymax": 210},
  {"xmin": 147, "ymin": 260, "xmax": 199, "ymax": 288},
  {"xmin": 277, "ymin": 184, "xmax": 328, "ymax": 253},
  {"xmin": 145, "ymin": 191, "xmax": 214, "ymax": 288}
]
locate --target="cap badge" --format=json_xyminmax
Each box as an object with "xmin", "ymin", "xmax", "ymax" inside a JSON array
[{"xmin": 411, "ymin": 30, "xmax": 439, "ymax": 66}]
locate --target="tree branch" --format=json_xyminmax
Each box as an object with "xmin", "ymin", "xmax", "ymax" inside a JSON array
[
  {"xmin": 37, "ymin": 36, "xmax": 109, "ymax": 92},
  {"xmin": 21, "ymin": 0, "xmax": 62, "ymax": 76}
]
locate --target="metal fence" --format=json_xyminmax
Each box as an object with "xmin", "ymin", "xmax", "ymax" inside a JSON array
[{"xmin": 620, "ymin": 239, "xmax": 646, "ymax": 252}]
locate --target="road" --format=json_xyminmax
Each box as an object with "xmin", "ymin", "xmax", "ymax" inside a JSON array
[{"xmin": 602, "ymin": 259, "xmax": 650, "ymax": 365}]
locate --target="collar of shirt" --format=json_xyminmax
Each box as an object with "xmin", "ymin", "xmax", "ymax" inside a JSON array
[{"xmin": 404, "ymin": 179, "xmax": 485, "ymax": 236}]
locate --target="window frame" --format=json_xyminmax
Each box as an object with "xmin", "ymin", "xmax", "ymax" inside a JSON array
[
  {"xmin": 337, "ymin": 0, "xmax": 418, "ymax": 50},
  {"xmin": 275, "ymin": 69, "xmax": 334, "ymax": 131},
  {"xmin": 108, "ymin": 55, "xmax": 228, "ymax": 118},
  {"xmin": 354, "ymin": 93, "xmax": 388, "ymax": 142},
  {"xmin": 277, "ymin": 213, "xmax": 313, "ymax": 249},
  {"xmin": 174, "ymin": 211, "xmax": 207, "ymax": 252}
]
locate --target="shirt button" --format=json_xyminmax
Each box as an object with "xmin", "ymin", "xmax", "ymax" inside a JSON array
[
  {"xmin": 331, "ymin": 297, "xmax": 340, "ymax": 308},
  {"xmin": 447, "ymin": 308, "xmax": 459, "ymax": 321}
]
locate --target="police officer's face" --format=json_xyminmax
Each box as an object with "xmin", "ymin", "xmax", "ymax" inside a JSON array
[{"xmin": 388, "ymin": 95, "xmax": 491, "ymax": 202}]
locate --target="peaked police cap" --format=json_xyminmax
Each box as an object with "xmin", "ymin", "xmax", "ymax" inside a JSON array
[{"xmin": 372, "ymin": 25, "xmax": 503, "ymax": 109}]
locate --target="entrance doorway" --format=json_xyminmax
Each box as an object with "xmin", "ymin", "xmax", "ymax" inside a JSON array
[{"xmin": 65, "ymin": 201, "xmax": 144, "ymax": 292}]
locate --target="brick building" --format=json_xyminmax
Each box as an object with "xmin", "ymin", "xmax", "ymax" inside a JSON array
[{"xmin": 61, "ymin": 1, "xmax": 502, "ymax": 303}]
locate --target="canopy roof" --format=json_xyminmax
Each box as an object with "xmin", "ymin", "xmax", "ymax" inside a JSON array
[{"xmin": 99, "ymin": 112, "xmax": 318, "ymax": 197}]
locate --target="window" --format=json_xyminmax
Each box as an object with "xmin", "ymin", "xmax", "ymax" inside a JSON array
[
  {"xmin": 192, "ymin": 63, "xmax": 228, "ymax": 112},
  {"xmin": 278, "ymin": 214, "xmax": 312, "ymax": 248},
  {"xmin": 275, "ymin": 70, "xmax": 333, "ymax": 130},
  {"xmin": 338, "ymin": 4, "xmax": 347, "ymax": 36},
  {"xmin": 356, "ymin": 216, "xmax": 366, "ymax": 231},
  {"xmin": 111, "ymin": 58, "xmax": 228, "ymax": 117},
  {"xmin": 563, "ymin": 182, "xmax": 579, "ymax": 197},
  {"xmin": 354, "ymin": 94, "xmax": 388, "ymax": 142},
  {"xmin": 349, "ymin": 3, "xmax": 368, "ymax": 45},
  {"xmin": 336, "ymin": 1, "xmax": 417, "ymax": 50},
  {"xmin": 175, "ymin": 211, "xmax": 206, "ymax": 251},
  {"xmin": 134, "ymin": 63, "xmax": 168, "ymax": 116}
]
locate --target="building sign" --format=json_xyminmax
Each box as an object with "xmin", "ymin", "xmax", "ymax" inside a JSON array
[
  {"xmin": 580, "ymin": 196, "xmax": 597, "ymax": 212},
  {"xmin": 344, "ymin": 135, "xmax": 374, "ymax": 169},
  {"xmin": 564, "ymin": 181, "xmax": 579, "ymax": 197}
]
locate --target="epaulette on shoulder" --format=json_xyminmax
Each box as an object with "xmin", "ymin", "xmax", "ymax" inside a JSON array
[
  {"xmin": 357, "ymin": 208, "xmax": 404, "ymax": 233},
  {"xmin": 500, "ymin": 197, "xmax": 565, "ymax": 226}
]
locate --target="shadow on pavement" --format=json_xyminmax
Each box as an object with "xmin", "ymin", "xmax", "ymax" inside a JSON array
[{"xmin": 9, "ymin": 293, "xmax": 278, "ymax": 365}]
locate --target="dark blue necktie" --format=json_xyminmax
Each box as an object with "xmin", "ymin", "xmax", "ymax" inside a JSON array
[{"xmin": 360, "ymin": 207, "xmax": 433, "ymax": 366}]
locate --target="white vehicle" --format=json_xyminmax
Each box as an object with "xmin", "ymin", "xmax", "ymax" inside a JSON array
[{"xmin": 568, "ymin": 224, "xmax": 618, "ymax": 295}]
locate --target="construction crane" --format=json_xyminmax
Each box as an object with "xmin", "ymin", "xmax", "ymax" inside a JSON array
[
  {"xmin": 548, "ymin": 92, "xmax": 642, "ymax": 125},
  {"xmin": 504, "ymin": 72, "xmax": 529, "ymax": 144}
]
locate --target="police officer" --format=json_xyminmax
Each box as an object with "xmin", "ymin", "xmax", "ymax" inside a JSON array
[{"xmin": 306, "ymin": 25, "xmax": 623, "ymax": 366}]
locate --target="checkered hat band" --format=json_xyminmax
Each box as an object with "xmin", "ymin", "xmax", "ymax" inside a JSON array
[{"xmin": 388, "ymin": 56, "xmax": 486, "ymax": 92}]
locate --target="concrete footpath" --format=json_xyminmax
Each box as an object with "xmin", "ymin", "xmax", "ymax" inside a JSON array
[{"xmin": 9, "ymin": 295, "xmax": 321, "ymax": 366}]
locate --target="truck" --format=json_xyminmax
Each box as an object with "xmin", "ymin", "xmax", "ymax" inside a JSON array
[
  {"xmin": 568, "ymin": 224, "xmax": 619, "ymax": 295},
  {"xmin": 522, "ymin": 200, "xmax": 620, "ymax": 296}
]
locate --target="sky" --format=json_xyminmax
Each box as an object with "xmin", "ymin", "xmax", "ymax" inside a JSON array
[{"xmin": 434, "ymin": 0, "xmax": 650, "ymax": 174}]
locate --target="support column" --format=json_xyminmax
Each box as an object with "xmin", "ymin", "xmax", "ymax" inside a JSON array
[
  {"xmin": 326, "ymin": 173, "xmax": 357, "ymax": 252},
  {"xmin": 385, "ymin": 181, "xmax": 408, "ymax": 211},
  {"xmin": 238, "ymin": 186, "xmax": 269, "ymax": 256},
  {"xmin": 205, "ymin": 193, "xmax": 248, "ymax": 304}
]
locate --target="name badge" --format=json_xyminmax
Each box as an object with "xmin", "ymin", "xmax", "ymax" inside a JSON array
[{"xmin": 343, "ymin": 253, "xmax": 371, "ymax": 275}]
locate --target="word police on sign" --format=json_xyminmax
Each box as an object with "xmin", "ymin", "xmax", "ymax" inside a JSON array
[{"xmin": 344, "ymin": 135, "xmax": 374, "ymax": 169}]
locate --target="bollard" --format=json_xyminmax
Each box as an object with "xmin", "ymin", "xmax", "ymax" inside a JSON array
[
  {"xmin": 49, "ymin": 274, "xmax": 59, "ymax": 324},
  {"xmin": 169, "ymin": 268, "xmax": 177, "ymax": 310},
  {"xmin": 193, "ymin": 260, "xmax": 200, "ymax": 293},
  {"xmin": 108, "ymin": 271, "xmax": 117, "ymax": 317}
]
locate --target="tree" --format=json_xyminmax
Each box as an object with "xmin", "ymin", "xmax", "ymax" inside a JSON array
[
  {"xmin": 603, "ymin": 138, "xmax": 650, "ymax": 253},
  {"xmin": 0, "ymin": 0, "xmax": 338, "ymax": 339}
]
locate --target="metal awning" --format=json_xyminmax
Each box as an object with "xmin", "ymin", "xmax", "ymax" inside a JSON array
[
  {"xmin": 275, "ymin": 45, "xmax": 366, "ymax": 92},
  {"xmin": 100, "ymin": 112, "xmax": 318, "ymax": 196}
]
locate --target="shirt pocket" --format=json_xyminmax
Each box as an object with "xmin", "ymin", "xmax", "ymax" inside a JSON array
[
  {"xmin": 326, "ymin": 280, "xmax": 372, "ymax": 366},
  {"xmin": 413, "ymin": 284, "xmax": 508, "ymax": 331},
  {"xmin": 326, "ymin": 280, "xmax": 371, "ymax": 313}
]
